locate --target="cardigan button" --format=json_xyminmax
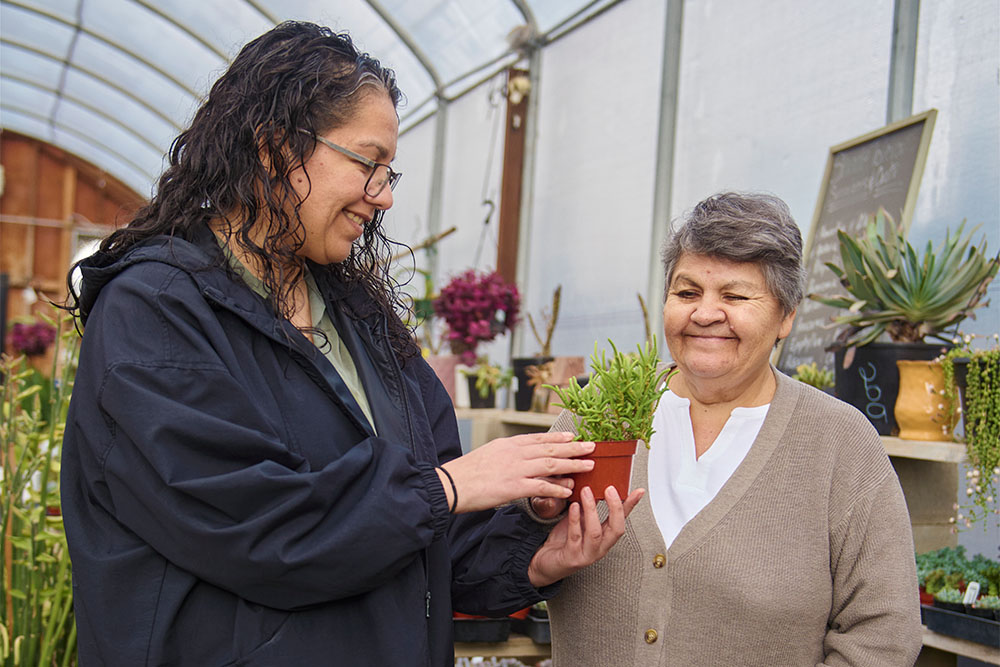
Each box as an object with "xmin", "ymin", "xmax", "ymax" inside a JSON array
[
  {"xmin": 652, "ymin": 554, "xmax": 666, "ymax": 568},
  {"xmin": 644, "ymin": 629, "xmax": 658, "ymax": 644}
]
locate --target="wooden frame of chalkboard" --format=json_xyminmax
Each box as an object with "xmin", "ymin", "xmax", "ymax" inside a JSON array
[{"xmin": 776, "ymin": 109, "xmax": 937, "ymax": 375}]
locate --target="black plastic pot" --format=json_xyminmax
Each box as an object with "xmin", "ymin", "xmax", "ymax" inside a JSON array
[
  {"xmin": 511, "ymin": 356, "xmax": 553, "ymax": 411},
  {"xmin": 453, "ymin": 617, "xmax": 511, "ymax": 642},
  {"xmin": 834, "ymin": 342, "xmax": 950, "ymax": 435},
  {"xmin": 466, "ymin": 376, "xmax": 495, "ymax": 409}
]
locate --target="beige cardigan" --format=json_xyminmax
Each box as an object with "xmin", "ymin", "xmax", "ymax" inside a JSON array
[{"xmin": 547, "ymin": 370, "xmax": 922, "ymax": 667}]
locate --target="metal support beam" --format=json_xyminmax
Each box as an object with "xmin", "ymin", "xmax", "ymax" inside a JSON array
[
  {"xmin": 512, "ymin": 49, "xmax": 542, "ymax": 357},
  {"xmin": 887, "ymin": 0, "xmax": 920, "ymax": 123},
  {"xmin": 646, "ymin": 0, "xmax": 685, "ymax": 351},
  {"xmin": 496, "ymin": 68, "xmax": 530, "ymax": 284}
]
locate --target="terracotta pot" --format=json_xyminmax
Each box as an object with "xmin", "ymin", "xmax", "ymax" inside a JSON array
[
  {"xmin": 425, "ymin": 354, "xmax": 460, "ymax": 405},
  {"xmin": 895, "ymin": 360, "xmax": 951, "ymax": 441},
  {"xmin": 568, "ymin": 440, "xmax": 637, "ymax": 503}
]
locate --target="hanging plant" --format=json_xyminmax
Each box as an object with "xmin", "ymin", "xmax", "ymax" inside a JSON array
[{"xmin": 942, "ymin": 334, "xmax": 1000, "ymax": 530}]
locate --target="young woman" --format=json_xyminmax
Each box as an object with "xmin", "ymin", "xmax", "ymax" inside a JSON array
[{"xmin": 61, "ymin": 22, "xmax": 637, "ymax": 665}]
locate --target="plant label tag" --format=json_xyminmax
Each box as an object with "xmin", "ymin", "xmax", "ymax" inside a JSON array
[{"xmin": 962, "ymin": 582, "xmax": 980, "ymax": 604}]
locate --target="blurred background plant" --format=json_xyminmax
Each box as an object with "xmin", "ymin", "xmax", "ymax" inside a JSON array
[
  {"xmin": 434, "ymin": 269, "xmax": 520, "ymax": 365},
  {"xmin": 791, "ymin": 362, "xmax": 834, "ymax": 391},
  {"xmin": 938, "ymin": 333, "xmax": 1000, "ymax": 531},
  {"xmin": 526, "ymin": 285, "xmax": 561, "ymax": 358},
  {"xmin": 1, "ymin": 312, "xmax": 80, "ymax": 666},
  {"xmin": 5, "ymin": 318, "xmax": 57, "ymax": 358},
  {"xmin": 461, "ymin": 359, "xmax": 513, "ymax": 399}
]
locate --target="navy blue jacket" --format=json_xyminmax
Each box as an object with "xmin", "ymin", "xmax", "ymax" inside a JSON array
[{"xmin": 61, "ymin": 226, "xmax": 554, "ymax": 665}]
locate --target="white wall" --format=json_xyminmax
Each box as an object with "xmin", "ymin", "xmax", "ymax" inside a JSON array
[
  {"xmin": 522, "ymin": 0, "xmax": 668, "ymax": 358},
  {"xmin": 911, "ymin": 0, "xmax": 1000, "ymax": 345},
  {"xmin": 911, "ymin": 0, "xmax": 1000, "ymax": 561},
  {"xmin": 672, "ymin": 0, "xmax": 893, "ymax": 246}
]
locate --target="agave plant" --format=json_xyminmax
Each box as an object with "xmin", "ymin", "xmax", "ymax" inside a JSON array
[{"xmin": 810, "ymin": 209, "xmax": 999, "ymax": 350}]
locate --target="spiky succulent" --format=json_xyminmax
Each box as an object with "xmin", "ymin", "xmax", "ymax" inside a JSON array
[{"xmin": 810, "ymin": 210, "xmax": 999, "ymax": 350}]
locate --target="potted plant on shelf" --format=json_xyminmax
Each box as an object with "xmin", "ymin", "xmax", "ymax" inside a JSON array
[
  {"xmin": 513, "ymin": 285, "xmax": 561, "ymax": 412},
  {"xmin": 433, "ymin": 269, "xmax": 520, "ymax": 367},
  {"xmin": 970, "ymin": 596, "xmax": 1000, "ymax": 621},
  {"xmin": 941, "ymin": 335, "xmax": 1000, "ymax": 530},
  {"xmin": 546, "ymin": 338, "xmax": 674, "ymax": 502},
  {"xmin": 460, "ymin": 358, "xmax": 513, "ymax": 409},
  {"xmin": 791, "ymin": 362, "xmax": 834, "ymax": 392},
  {"xmin": 809, "ymin": 210, "xmax": 999, "ymax": 435}
]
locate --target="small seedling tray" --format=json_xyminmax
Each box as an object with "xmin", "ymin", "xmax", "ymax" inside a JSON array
[{"xmin": 922, "ymin": 604, "xmax": 1000, "ymax": 648}]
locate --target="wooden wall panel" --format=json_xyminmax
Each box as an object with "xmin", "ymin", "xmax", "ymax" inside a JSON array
[
  {"xmin": 32, "ymin": 151, "xmax": 73, "ymax": 287},
  {"xmin": 1, "ymin": 131, "xmax": 144, "ymax": 328},
  {"xmin": 74, "ymin": 179, "xmax": 103, "ymax": 226},
  {"xmin": 0, "ymin": 138, "xmax": 40, "ymax": 285}
]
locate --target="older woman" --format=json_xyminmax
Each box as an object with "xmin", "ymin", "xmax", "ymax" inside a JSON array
[{"xmin": 546, "ymin": 192, "xmax": 922, "ymax": 666}]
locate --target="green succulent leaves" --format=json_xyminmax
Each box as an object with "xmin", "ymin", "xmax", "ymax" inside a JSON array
[
  {"xmin": 546, "ymin": 338, "xmax": 674, "ymax": 445},
  {"xmin": 810, "ymin": 210, "xmax": 999, "ymax": 349}
]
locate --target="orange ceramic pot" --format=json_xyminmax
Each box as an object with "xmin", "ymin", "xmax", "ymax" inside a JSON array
[
  {"xmin": 895, "ymin": 360, "xmax": 951, "ymax": 441},
  {"xmin": 568, "ymin": 440, "xmax": 637, "ymax": 503}
]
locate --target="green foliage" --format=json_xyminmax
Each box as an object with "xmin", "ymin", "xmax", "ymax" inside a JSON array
[
  {"xmin": 933, "ymin": 587, "xmax": 965, "ymax": 604},
  {"xmin": 460, "ymin": 359, "xmax": 513, "ymax": 398},
  {"xmin": 1, "ymin": 316, "xmax": 80, "ymax": 666},
  {"xmin": 546, "ymin": 338, "xmax": 674, "ymax": 444},
  {"xmin": 923, "ymin": 569, "xmax": 964, "ymax": 595},
  {"xmin": 916, "ymin": 546, "xmax": 1000, "ymax": 595},
  {"xmin": 809, "ymin": 210, "xmax": 999, "ymax": 349},
  {"xmin": 973, "ymin": 595, "xmax": 1000, "ymax": 610},
  {"xmin": 961, "ymin": 346, "xmax": 1000, "ymax": 528},
  {"xmin": 940, "ymin": 335, "xmax": 1000, "ymax": 530},
  {"xmin": 791, "ymin": 362, "xmax": 834, "ymax": 390}
]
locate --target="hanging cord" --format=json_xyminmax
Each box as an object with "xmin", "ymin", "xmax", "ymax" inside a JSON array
[{"xmin": 472, "ymin": 78, "xmax": 507, "ymax": 269}]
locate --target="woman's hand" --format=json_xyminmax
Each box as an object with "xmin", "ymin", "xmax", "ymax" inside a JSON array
[
  {"xmin": 526, "ymin": 485, "xmax": 644, "ymax": 588},
  {"xmin": 438, "ymin": 432, "xmax": 595, "ymax": 513},
  {"xmin": 529, "ymin": 478, "xmax": 575, "ymax": 520}
]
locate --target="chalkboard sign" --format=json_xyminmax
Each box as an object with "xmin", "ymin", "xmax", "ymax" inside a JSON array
[{"xmin": 776, "ymin": 109, "xmax": 937, "ymax": 375}]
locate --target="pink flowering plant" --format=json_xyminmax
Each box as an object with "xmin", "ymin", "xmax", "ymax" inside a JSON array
[
  {"xmin": 434, "ymin": 269, "xmax": 520, "ymax": 365},
  {"xmin": 7, "ymin": 319, "xmax": 57, "ymax": 357}
]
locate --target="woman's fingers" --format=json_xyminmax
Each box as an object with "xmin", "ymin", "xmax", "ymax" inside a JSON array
[
  {"xmin": 441, "ymin": 432, "xmax": 598, "ymax": 512},
  {"xmin": 530, "ymin": 477, "xmax": 574, "ymax": 519}
]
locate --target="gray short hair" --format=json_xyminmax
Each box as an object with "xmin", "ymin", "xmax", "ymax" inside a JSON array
[{"xmin": 661, "ymin": 192, "xmax": 806, "ymax": 315}]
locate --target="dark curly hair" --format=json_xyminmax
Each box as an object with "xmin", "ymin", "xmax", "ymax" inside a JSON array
[{"xmin": 66, "ymin": 21, "xmax": 419, "ymax": 361}]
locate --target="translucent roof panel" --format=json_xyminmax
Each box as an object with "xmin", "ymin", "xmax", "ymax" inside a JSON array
[{"xmin": 1, "ymin": 0, "xmax": 625, "ymax": 198}]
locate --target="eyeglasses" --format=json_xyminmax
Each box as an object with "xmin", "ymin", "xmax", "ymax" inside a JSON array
[{"xmin": 300, "ymin": 129, "xmax": 401, "ymax": 197}]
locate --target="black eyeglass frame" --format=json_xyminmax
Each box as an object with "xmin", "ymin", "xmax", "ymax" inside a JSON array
[{"xmin": 299, "ymin": 129, "xmax": 401, "ymax": 197}]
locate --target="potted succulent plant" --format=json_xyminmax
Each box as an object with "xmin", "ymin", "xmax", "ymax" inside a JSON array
[
  {"xmin": 940, "ymin": 335, "xmax": 1000, "ymax": 530},
  {"xmin": 791, "ymin": 362, "xmax": 834, "ymax": 392},
  {"xmin": 459, "ymin": 358, "xmax": 513, "ymax": 409},
  {"xmin": 546, "ymin": 338, "xmax": 674, "ymax": 502},
  {"xmin": 809, "ymin": 210, "xmax": 999, "ymax": 435},
  {"xmin": 970, "ymin": 595, "xmax": 1000, "ymax": 621}
]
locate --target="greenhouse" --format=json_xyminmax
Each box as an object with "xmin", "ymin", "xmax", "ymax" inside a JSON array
[{"xmin": 1, "ymin": 1, "xmax": 998, "ymax": 665}]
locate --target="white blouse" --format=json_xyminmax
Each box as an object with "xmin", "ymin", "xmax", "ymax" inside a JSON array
[{"xmin": 647, "ymin": 390, "xmax": 769, "ymax": 548}]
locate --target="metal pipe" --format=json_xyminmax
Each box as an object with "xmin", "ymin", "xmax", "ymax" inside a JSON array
[{"xmin": 646, "ymin": 0, "xmax": 685, "ymax": 353}]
